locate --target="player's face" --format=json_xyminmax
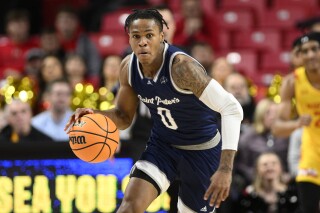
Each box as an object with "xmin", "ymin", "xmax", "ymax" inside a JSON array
[
  {"xmin": 128, "ymin": 19, "xmax": 164, "ymax": 66},
  {"xmin": 300, "ymin": 41, "xmax": 320, "ymax": 72}
]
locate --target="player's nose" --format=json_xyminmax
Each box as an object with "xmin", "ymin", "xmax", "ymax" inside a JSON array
[{"xmin": 138, "ymin": 37, "xmax": 147, "ymax": 46}]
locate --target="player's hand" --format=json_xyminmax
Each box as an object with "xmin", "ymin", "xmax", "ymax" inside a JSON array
[
  {"xmin": 204, "ymin": 169, "xmax": 232, "ymax": 208},
  {"xmin": 64, "ymin": 108, "xmax": 94, "ymax": 133},
  {"xmin": 297, "ymin": 114, "xmax": 312, "ymax": 127}
]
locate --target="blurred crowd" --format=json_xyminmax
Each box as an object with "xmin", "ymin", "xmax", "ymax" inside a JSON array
[{"xmin": 1, "ymin": 0, "xmax": 320, "ymax": 212}]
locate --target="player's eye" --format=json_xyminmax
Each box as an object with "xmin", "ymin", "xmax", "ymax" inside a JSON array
[
  {"xmin": 132, "ymin": 35, "xmax": 139, "ymax": 39},
  {"xmin": 146, "ymin": 34, "xmax": 153, "ymax": 39},
  {"xmin": 301, "ymin": 45, "xmax": 320, "ymax": 55}
]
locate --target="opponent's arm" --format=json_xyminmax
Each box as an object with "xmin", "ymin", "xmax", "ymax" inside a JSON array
[
  {"xmin": 271, "ymin": 74, "xmax": 311, "ymax": 137},
  {"xmin": 65, "ymin": 56, "xmax": 139, "ymax": 131}
]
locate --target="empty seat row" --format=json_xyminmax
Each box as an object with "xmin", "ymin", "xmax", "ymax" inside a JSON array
[{"xmin": 101, "ymin": 6, "xmax": 312, "ymax": 33}]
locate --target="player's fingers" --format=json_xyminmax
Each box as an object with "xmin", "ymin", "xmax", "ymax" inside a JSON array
[
  {"xmin": 204, "ymin": 183, "xmax": 214, "ymax": 201},
  {"xmin": 214, "ymin": 191, "xmax": 224, "ymax": 208},
  {"xmin": 64, "ymin": 114, "xmax": 75, "ymax": 131},
  {"xmin": 221, "ymin": 187, "xmax": 230, "ymax": 201},
  {"xmin": 75, "ymin": 108, "xmax": 94, "ymax": 120},
  {"xmin": 209, "ymin": 188, "xmax": 220, "ymax": 207}
]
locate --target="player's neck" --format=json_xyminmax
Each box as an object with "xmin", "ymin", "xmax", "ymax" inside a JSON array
[{"xmin": 306, "ymin": 69, "xmax": 320, "ymax": 89}]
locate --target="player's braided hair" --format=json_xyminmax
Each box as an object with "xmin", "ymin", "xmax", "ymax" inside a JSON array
[{"xmin": 124, "ymin": 8, "xmax": 169, "ymax": 33}]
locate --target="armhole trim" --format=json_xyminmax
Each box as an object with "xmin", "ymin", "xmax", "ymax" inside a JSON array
[{"xmin": 128, "ymin": 53, "xmax": 134, "ymax": 86}]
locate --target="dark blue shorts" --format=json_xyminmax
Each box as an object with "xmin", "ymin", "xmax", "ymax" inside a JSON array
[{"xmin": 133, "ymin": 139, "xmax": 221, "ymax": 212}]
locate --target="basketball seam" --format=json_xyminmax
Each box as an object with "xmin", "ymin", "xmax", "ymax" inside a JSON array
[
  {"xmin": 83, "ymin": 115, "xmax": 117, "ymax": 133},
  {"xmin": 89, "ymin": 115, "xmax": 110, "ymax": 162}
]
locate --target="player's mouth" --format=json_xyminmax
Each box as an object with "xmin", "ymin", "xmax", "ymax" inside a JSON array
[{"xmin": 138, "ymin": 51, "xmax": 149, "ymax": 56}]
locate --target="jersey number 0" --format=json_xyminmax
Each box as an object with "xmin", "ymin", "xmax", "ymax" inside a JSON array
[{"xmin": 157, "ymin": 107, "xmax": 178, "ymax": 130}]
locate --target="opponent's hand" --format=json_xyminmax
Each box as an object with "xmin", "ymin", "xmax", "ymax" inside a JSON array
[
  {"xmin": 297, "ymin": 114, "xmax": 312, "ymax": 127},
  {"xmin": 204, "ymin": 169, "xmax": 232, "ymax": 208},
  {"xmin": 64, "ymin": 108, "xmax": 94, "ymax": 133}
]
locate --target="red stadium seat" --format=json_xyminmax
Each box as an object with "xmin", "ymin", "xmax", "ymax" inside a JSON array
[
  {"xmin": 168, "ymin": 0, "xmax": 216, "ymax": 17},
  {"xmin": 220, "ymin": 0, "xmax": 267, "ymax": 24},
  {"xmin": 42, "ymin": 0, "xmax": 89, "ymax": 27},
  {"xmin": 216, "ymin": 50, "xmax": 258, "ymax": 76},
  {"xmin": 216, "ymin": 30, "xmax": 231, "ymax": 50},
  {"xmin": 101, "ymin": 8, "xmax": 133, "ymax": 33},
  {"xmin": 271, "ymin": 0, "xmax": 319, "ymax": 14},
  {"xmin": 89, "ymin": 33, "xmax": 128, "ymax": 57},
  {"xmin": 259, "ymin": 6, "xmax": 309, "ymax": 31},
  {"xmin": 214, "ymin": 9, "xmax": 254, "ymax": 31},
  {"xmin": 233, "ymin": 29, "xmax": 281, "ymax": 52},
  {"xmin": 260, "ymin": 51, "xmax": 292, "ymax": 74},
  {"xmin": 282, "ymin": 30, "xmax": 303, "ymax": 49}
]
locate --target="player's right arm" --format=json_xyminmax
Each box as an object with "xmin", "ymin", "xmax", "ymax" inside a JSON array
[
  {"xmin": 65, "ymin": 55, "xmax": 139, "ymax": 131},
  {"xmin": 271, "ymin": 73, "xmax": 311, "ymax": 137}
]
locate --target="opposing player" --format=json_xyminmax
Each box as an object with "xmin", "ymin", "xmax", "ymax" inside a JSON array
[
  {"xmin": 65, "ymin": 9, "xmax": 243, "ymax": 212},
  {"xmin": 272, "ymin": 32, "xmax": 320, "ymax": 213}
]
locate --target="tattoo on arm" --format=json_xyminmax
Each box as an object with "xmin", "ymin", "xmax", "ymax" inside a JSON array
[
  {"xmin": 172, "ymin": 57, "xmax": 210, "ymax": 97},
  {"xmin": 172, "ymin": 56, "xmax": 180, "ymax": 64}
]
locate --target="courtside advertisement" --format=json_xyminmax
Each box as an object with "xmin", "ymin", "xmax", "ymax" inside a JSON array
[{"xmin": 0, "ymin": 158, "xmax": 170, "ymax": 213}]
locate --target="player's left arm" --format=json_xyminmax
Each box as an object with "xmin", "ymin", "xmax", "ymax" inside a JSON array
[{"xmin": 171, "ymin": 54, "xmax": 243, "ymax": 208}]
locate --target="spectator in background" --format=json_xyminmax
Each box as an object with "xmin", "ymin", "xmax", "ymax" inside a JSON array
[
  {"xmin": 0, "ymin": 9, "xmax": 39, "ymax": 79},
  {"xmin": 32, "ymin": 79, "xmax": 73, "ymax": 142},
  {"xmin": 40, "ymin": 28, "xmax": 65, "ymax": 61},
  {"xmin": 154, "ymin": 5, "xmax": 176, "ymax": 45},
  {"xmin": 237, "ymin": 152, "xmax": 299, "ymax": 213},
  {"xmin": 296, "ymin": 16, "xmax": 320, "ymax": 33},
  {"xmin": 36, "ymin": 55, "xmax": 65, "ymax": 112},
  {"xmin": 209, "ymin": 57, "xmax": 235, "ymax": 85},
  {"xmin": 23, "ymin": 48, "xmax": 44, "ymax": 82},
  {"xmin": 189, "ymin": 41, "xmax": 214, "ymax": 71},
  {"xmin": 0, "ymin": 99, "xmax": 53, "ymax": 143},
  {"xmin": 55, "ymin": 6, "xmax": 101, "ymax": 83},
  {"xmin": 224, "ymin": 72, "xmax": 256, "ymax": 126},
  {"xmin": 64, "ymin": 54, "xmax": 97, "ymax": 89},
  {"xmin": 173, "ymin": 0, "xmax": 219, "ymax": 50},
  {"xmin": 0, "ymin": 108, "xmax": 7, "ymax": 132},
  {"xmin": 236, "ymin": 98, "xmax": 289, "ymax": 185},
  {"xmin": 100, "ymin": 55, "xmax": 121, "ymax": 92},
  {"xmin": 39, "ymin": 55, "xmax": 65, "ymax": 89}
]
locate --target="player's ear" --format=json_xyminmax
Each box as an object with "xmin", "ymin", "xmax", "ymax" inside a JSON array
[{"xmin": 160, "ymin": 31, "xmax": 164, "ymax": 43}]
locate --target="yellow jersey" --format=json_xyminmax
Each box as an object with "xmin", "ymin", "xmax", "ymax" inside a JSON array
[{"xmin": 294, "ymin": 67, "xmax": 320, "ymax": 185}]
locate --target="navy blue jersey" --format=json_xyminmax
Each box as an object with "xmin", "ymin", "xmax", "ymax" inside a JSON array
[{"xmin": 129, "ymin": 43, "xmax": 219, "ymax": 146}]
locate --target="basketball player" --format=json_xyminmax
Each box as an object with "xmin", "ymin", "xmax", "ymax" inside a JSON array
[
  {"xmin": 272, "ymin": 32, "xmax": 320, "ymax": 213},
  {"xmin": 65, "ymin": 9, "xmax": 243, "ymax": 212}
]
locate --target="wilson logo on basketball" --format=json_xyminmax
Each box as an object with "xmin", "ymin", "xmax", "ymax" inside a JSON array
[
  {"xmin": 73, "ymin": 121, "xmax": 87, "ymax": 127},
  {"xmin": 69, "ymin": 136, "xmax": 87, "ymax": 144}
]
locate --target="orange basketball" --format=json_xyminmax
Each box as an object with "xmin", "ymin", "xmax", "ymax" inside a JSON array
[{"xmin": 68, "ymin": 113, "xmax": 119, "ymax": 163}]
